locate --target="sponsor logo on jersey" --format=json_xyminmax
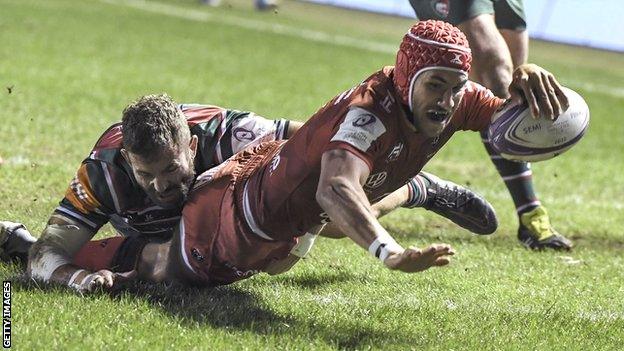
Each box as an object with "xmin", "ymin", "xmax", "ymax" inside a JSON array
[
  {"xmin": 191, "ymin": 248, "xmax": 205, "ymax": 262},
  {"xmin": 352, "ymin": 113, "xmax": 377, "ymax": 127},
  {"xmin": 431, "ymin": 0, "xmax": 450, "ymax": 18},
  {"xmin": 224, "ymin": 261, "xmax": 261, "ymax": 278},
  {"xmin": 319, "ymin": 212, "xmax": 332, "ymax": 224},
  {"xmin": 364, "ymin": 172, "xmax": 388, "ymax": 190},
  {"xmin": 386, "ymin": 142, "xmax": 404, "ymax": 162},
  {"xmin": 233, "ymin": 127, "xmax": 256, "ymax": 141},
  {"xmin": 269, "ymin": 155, "xmax": 281, "ymax": 174},
  {"xmin": 331, "ymin": 107, "xmax": 387, "ymax": 153}
]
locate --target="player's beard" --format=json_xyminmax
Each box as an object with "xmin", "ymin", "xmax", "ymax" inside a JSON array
[{"xmin": 149, "ymin": 169, "xmax": 196, "ymax": 209}]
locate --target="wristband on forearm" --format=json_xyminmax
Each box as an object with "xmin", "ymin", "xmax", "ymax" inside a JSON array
[{"xmin": 368, "ymin": 233, "xmax": 403, "ymax": 262}]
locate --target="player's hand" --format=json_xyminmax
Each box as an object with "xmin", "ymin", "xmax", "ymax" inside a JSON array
[
  {"xmin": 383, "ymin": 244, "xmax": 455, "ymax": 273},
  {"xmin": 68, "ymin": 269, "xmax": 137, "ymax": 293},
  {"xmin": 509, "ymin": 63, "xmax": 569, "ymax": 120}
]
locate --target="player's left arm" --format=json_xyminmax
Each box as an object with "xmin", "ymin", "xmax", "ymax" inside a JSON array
[{"xmin": 509, "ymin": 63, "xmax": 569, "ymax": 120}]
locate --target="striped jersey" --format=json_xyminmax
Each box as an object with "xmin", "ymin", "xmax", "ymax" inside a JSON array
[{"xmin": 57, "ymin": 104, "xmax": 289, "ymax": 239}]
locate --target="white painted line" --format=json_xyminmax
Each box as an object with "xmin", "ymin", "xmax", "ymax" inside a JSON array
[
  {"xmin": 98, "ymin": 0, "xmax": 624, "ymax": 98},
  {"xmin": 565, "ymin": 79, "xmax": 624, "ymax": 99},
  {"xmin": 99, "ymin": 0, "xmax": 397, "ymax": 54}
]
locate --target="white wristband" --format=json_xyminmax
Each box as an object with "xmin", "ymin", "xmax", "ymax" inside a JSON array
[{"xmin": 368, "ymin": 232, "xmax": 402, "ymax": 263}]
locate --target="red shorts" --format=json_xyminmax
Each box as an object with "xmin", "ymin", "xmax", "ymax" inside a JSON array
[{"xmin": 176, "ymin": 142, "xmax": 297, "ymax": 286}]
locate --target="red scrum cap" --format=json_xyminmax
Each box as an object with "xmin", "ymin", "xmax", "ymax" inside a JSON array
[{"xmin": 394, "ymin": 20, "xmax": 472, "ymax": 111}]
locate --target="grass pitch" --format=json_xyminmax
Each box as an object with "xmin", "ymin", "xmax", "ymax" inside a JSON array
[{"xmin": 1, "ymin": 0, "xmax": 623, "ymax": 349}]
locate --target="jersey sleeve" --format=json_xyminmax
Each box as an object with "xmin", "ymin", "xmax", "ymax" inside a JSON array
[
  {"xmin": 55, "ymin": 160, "xmax": 120, "ymax": 230},
  {"xmin": 219, "ymin": 111, "xmax": 290, "ymax": 160},
  {"xmin": 325, "ymin": 106, "xmax": 389, "ymax": 171},
  {"xmin": 452, "ymin": 82, "xmax": 505, "ymax": 132},
  {"xmin": 191, "ymin": 107, "xmax": 291, "ymax": 167}
]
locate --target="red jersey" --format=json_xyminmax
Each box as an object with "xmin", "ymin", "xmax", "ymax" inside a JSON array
[
  {"xmin": 178, "ymin": 142, "xmax": 297, "ymax": 286},
  {"xmin": 243, "ymin": 67, "xmax": 503, "ymax": 240}
]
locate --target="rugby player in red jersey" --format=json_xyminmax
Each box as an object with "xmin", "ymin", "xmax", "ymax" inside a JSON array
[
  {"xmin": 15, "ymin": 90, "xmax": 491, "ymax": 291},
  {"xmin": 65, "ymin": 20, "xmax": 567, "ymax": 289},
  {"xmin": 409, "ymin": 0, "xmax": 573, "ymax": 250}
]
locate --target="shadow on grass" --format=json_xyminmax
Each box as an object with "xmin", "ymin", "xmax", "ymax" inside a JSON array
[
  {"xmin": 386, "ymin": 221, "xmax": 624, "ymax": 253},
  {"xmin": 6, "ymin": 269, "xmax": 410, "ymax": 349},
  {"xmin": 272, "ymin": 269, "xmax": 359, "ymax": 289}
]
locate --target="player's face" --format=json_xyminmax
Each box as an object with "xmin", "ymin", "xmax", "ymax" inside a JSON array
[
  {"xmin": 410, "ymin": 69, "xmax": 467, "ymax": 138},
  {"xmin": 123, "ymin": 136, "xmax": 197, "ymax": 208}
]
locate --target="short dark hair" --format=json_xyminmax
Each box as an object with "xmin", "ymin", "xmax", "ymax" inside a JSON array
[{"xmin": 122, "ymin": 94, "xmax": 190, "ymax": 160}]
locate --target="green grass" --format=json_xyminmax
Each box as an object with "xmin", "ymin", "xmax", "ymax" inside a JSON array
[{"xmin": 1, "ymin": 0, "xmax": 623, "ymax": 349}]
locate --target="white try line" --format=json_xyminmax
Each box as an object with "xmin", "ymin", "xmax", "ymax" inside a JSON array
[
  {"xmin": 98, "ymin": 0, "xmax": 397, "ymax": 54},
  {"xmin": 99, "ymin": 0, "xmax": 624, "ymax": 99}
]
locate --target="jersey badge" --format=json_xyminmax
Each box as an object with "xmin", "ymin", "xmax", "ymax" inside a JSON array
[
  {"xmin": 431, "ymin": 0, "xmax": 450, "ymax": 18},
  {"xmin": 233, "ymin": 127, "xmax": 256, "ymax": 142},
  {"xmin": 331, "ymin": 107, "xmax": 387, "ymax": 153}
]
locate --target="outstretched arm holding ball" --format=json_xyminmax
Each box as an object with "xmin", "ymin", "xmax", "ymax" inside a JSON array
[{"xmin": 508, "ymin": 64, "xmax": 570, "ymax": 120}]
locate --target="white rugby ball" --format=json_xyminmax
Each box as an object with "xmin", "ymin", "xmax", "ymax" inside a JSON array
[{"xmin": 487, "ymin": 87, "xmax": 590, "ymax": 162}]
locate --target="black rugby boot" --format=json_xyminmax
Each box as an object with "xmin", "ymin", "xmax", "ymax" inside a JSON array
[{"xmin": 419, "ymin": 172, "xmax": 498, "ymax": 235}]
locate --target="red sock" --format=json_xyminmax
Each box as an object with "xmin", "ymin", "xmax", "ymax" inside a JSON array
[{"xmin": 72, "ymin": 237, "xmax": 126, "ymax": 271}]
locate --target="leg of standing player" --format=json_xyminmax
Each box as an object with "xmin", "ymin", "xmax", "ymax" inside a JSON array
[{"xmin": 459, "ymin": 1, "xmax": 572, "ymax": 250}]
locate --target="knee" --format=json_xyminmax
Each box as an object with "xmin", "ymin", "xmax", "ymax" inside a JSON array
[{"xmin": 460, "ymin": 17, "xmax": 513, "ymax": 98}]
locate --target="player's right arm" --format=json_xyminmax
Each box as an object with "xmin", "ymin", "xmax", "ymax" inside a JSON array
[
  {"xmin": 316, "ymin": 149, "xmax": 455, "ymax": 273},
  {"xmin": 28, "ymin": 214, "xmax": 100, "ymax": 288},
  {"xmin": 28, "ymin": 161, "xmax": 118, "ymax": 291}
]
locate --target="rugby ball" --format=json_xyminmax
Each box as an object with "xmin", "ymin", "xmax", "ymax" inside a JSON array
[{"xmin": 488, "ymin": 87, "xmax": 590, "ymax": 162}]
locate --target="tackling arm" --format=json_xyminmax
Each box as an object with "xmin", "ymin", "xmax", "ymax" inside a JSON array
[{"xmin": 28, "ymin": 214, "xmax": 98, "ymax": 287}]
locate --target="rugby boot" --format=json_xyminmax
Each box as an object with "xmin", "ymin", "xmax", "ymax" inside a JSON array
[
  {"xmin": 517, "ymin": 206, "xmax": 572, "ymax": 250},
  {"xmin": 0, "ymin": 221, "xmax": 37, "ymax": 265},
  {"xmin": 412, "ymin": 172, "xmax": 498, "ymax": 235}
]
